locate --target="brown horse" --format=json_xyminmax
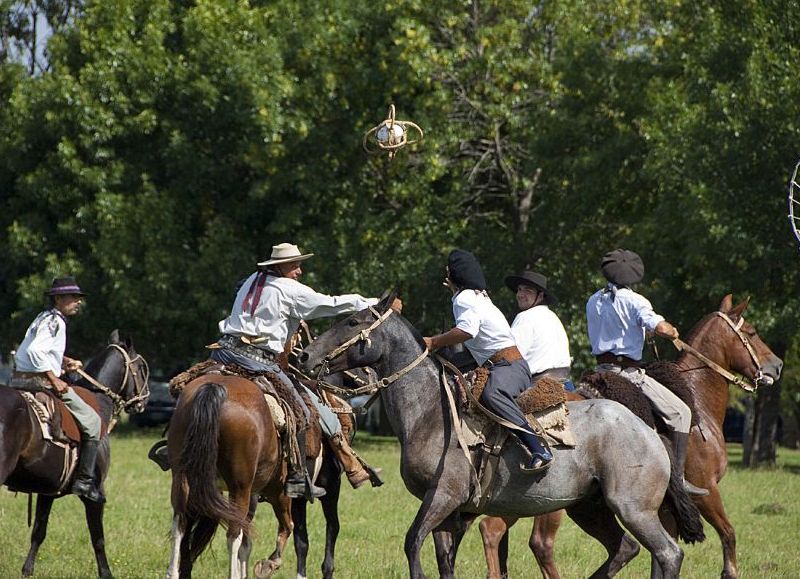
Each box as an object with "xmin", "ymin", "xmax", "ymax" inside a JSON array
[
  {"xmin": 0, "ymin": 330, "xmax": 149, "ymax": 578},
  {"xmin": 479, "ymin": 294, "xmax": 783, "ymax": 579},
  {"xmin": 166, "ymin": 373, "xmax": 294, "ymax": 579}
]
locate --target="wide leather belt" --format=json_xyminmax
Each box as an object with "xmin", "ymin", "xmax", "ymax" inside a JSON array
[
  {"xmin": 217, "ymin": 334, "xmax": 278, "ymax": 364},
  {"xmin": 488, "ymin": 346, "xmax": 523, "ymax": 365},
  {"xmin": 595, "ymin": 352, "xmax": 642, "ymax": 369}
]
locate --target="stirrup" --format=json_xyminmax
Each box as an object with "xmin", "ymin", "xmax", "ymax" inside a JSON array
[
  {"xmin": 520, "ymin": 451, "xmax": 553, "ymax": 473},
  {"xmin": 148, "ymin": 440, "xmax": 170, "ymax": 471},
  {"xmin": 366, "ymin": 465, "xmax": 384, "ymax": 487},
  {"xmin": 683, "ymin": 478, "xmax": 709, "ymax": 497}
]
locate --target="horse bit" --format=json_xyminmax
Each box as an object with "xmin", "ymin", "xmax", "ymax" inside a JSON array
[
  {"xmin": 673, "ymin": 311, "xmax": 769, "ymax": 392},
  {"xmin": 76, "ymin": 344, "xmax": 151, "ymax": 427}
]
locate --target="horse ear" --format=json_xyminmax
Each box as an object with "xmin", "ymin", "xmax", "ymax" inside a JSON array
[
  {"xmin": 729, "ymin": 296, "xmax": 751, "ymax": 319},
  {"xmin": 379, "ymin": 288, "xmax": 398, "ymax": 312},
  {"xmin": 109, "ymin": 329, "xmax": 121, "ymax": 344},
  {"xmin": 718, "ymin": 294, "xmax": 734, "ymax": 313}
]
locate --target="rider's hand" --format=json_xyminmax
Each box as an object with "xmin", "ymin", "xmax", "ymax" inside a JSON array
[
  {"xmin": 655, "ymin": 321, "xmax": 679, "ymax": 340},
  {"xmin": 423, "ymin": 336, "xmax": 435, "ymax": 351},
  {"xmin": 390, "ymin": 298, "xmax": 403, "ymax": 313},
  {"xmin": 63, "ymin": 357, "xmax": 83, "ymax": 372},
  {"xmin": 50, "ymin": 377, "xmax": 69, "ymax": 395}
]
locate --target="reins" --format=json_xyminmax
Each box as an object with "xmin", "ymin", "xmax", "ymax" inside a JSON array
[
  {"xmin": 75, "ymin": 344, "xmax": 151, "ymax": 431},
  {"xmin": 672, "ymin": 312, "xmax": 763, "ymax": 392}
]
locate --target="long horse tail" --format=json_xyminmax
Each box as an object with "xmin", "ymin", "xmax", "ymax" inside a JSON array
[
  {"xmin": 662, "ymin": 439, "xmax": 706, "ymax": 544},
  {"xmin": 178, "ymin": 381, "xmax": 251, "ymax": 561}
]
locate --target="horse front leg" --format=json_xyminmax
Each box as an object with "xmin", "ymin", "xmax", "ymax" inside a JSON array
[
  {"xmin": 405, "ymin": 486, "xmax": 467, "ymax": 579},
  {"xmin": 479, "ymin": 516, "xmax": 517, "ymax": 579},
  {"xmin": 694, "ymin": 483, "xmax": 737, "ymax": 578},
  {"xmin": 82, "ymin": 496, "xmax": 113, "ymax": 578},
  {"xmin": 291, "ymin": 498, "xmax": 310, "ymax": 579},
  {"xmin": 254, "ymin": 493, "xmax": 293, "ymax": 579},
  {"xmin": 21, "ymin": 494, "xmax": 55, "ymax": 578},
  {"xmin": 433, "ymin": 512, "xmax": 474, "ymax": 579},
  {"xmin": 531, "ymin": 511, "xmax": 567, "ymax": 579},
  {"xmin": 319, "ymin": 475, "xmax": 342, "ymax": 579}
]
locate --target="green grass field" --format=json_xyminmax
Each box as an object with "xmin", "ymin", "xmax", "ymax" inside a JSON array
[{"xmin": 1, "ymin": 422, "xmax": 798, "ymax": 578}]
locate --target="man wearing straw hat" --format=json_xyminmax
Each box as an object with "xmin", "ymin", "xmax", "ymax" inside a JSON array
[{"xmin": 11, "ymin": 277, "xmax": 104, "ymax": 502}]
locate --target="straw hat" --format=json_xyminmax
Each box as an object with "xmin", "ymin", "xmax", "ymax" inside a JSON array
[{"xmin": 257, "ymin": 243, "xmax": 314, "ymax": 267}]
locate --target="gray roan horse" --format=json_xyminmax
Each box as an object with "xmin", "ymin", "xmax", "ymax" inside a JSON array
[{"xmin": 300, "ymin": 293, "xmax": 695, "ymax": 579}]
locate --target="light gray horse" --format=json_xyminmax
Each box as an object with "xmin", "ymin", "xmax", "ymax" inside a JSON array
[{"xmin": 300, "ymin": 294, "xmax": 693, "ymax": 579}]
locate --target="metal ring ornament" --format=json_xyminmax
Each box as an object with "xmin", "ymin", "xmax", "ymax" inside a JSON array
[
  {"xmin": 363, "ymin": 104, "xmax": 423, "ymax": 160},
  {"xmin": 788, "ymin": 158, "xmax": 800, "ymax": 250}
]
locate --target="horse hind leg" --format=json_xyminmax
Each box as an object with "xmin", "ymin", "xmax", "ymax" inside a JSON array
[
  {"xmin": 254, "ymin": 492, "xmax": 293, "ymax": 579},
  {"xmin": 610, "ymin": 503, "xmax": 682, "ymax": 579},
  {"xmin": 318, "ymin": 474, "xmax": 342, "ymax": 579},
  {"xmin": 166, "ymin": 514, "xmax": 186, "ymax": 579},
  {"xmin": 565, "ymin": 501, "xmax": 640, "ymax": 578},
  {"xmin": 21, "ymin": 494, "xmax": 55, "ymax": 578}
]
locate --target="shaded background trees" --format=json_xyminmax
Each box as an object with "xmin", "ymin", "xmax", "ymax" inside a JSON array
[{"xmin": 1, "ymin": 0, "xmax": 798, "ymax": 460}]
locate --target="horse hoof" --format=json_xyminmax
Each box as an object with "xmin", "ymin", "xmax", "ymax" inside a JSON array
[{"xmin": 254, "ymin": 559, "xmax": 280, "ymax": 579}]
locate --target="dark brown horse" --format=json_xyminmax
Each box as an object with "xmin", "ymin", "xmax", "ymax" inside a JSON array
[
  {"xmin": 165, "ymin": 374, "xmax": 291, "ymax": 579},
  {"xmin": 479, "ymin": 294, "xmax": 783, "ymax": 579},
  {"xmin": 0, "ymin": 330, "xmax": 149, "ymax": 578}
]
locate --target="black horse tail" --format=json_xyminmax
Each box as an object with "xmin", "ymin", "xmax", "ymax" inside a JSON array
[
  {"xmin": 178, "ymin": 382, "xmax": 251, "ymax": 562},
  {"xmin": 662, "ymin": 438, "xmax": 706, "ymax": 544}
]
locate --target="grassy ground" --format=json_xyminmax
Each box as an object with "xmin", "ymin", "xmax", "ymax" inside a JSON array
[{"xmin": 1, "ymin": 422, "xmax": 798, "ymax": 578}]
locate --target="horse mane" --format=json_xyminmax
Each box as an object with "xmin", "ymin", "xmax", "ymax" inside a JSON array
[{"xmin": 680, "ymin": 312, "xmax": 718, "ymax": 345}]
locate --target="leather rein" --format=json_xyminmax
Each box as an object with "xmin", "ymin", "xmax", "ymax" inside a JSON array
[
  {"xmin": 672, "ymin": 311, "xmax": 767, "ymax": 393},
  {"xmin": 75, "ymin": 344, "xmax": 151, "ymax": 430}
]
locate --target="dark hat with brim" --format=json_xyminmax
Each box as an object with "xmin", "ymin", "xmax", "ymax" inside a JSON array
[
  {"xmin": 505, "ymin": 270, "xmax": 558, "ymax": 305},
  {"xmin": 600, "ymin": 249, "xmax": 644, "ymax": 286},
  {"xmin": 45, "ymin": 276, "xmax": 87, "ymax": 297}
]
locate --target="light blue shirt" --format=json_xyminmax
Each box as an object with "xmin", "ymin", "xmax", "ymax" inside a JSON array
[
  {"xmin": 586, "ymin": 285, "xmax": 665, "ymax": 360},
  {"xmin": 452, "ymin": 289, "xmax": 516, "ymax": 366}
]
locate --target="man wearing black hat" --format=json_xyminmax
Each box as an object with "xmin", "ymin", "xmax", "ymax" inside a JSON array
[
  {"xmin": 505, "ymin": 270, "xmax": 573, "ymax": 388},
  {"xmin": 586, "ymin": 249, "xmax": 708, "ymax": 496},
  {"xmin": 423, "ymin": 250, "xmax": 553, "ymax": 471},
  {"xmin": 11, "ymin": 277, "xmax": 105, "ymax": 502}
]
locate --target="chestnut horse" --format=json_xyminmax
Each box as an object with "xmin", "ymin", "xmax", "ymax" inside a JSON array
[
  {"xmin": 165, "ymin": 374, "xmax": 290, "ymax": 579},
  {"xmin": 478, "ymin": 294, "xmax": 783, "ymax": 579},
  {"xmin": 1, "ymin": 330, "xmax": 149, "ymax": 578}
]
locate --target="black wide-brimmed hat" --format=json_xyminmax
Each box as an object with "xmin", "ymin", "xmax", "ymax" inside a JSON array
[
  {"xmin": 44, "ymin": 276, "xmax": 87, "ymax": 297},
  {"xmin": 600, "ymin": 249, "xmax": 644, "ymax": 286},
  {"xmin": 505, "ymin": 270, "xmax": 558, "ymax": 305}
]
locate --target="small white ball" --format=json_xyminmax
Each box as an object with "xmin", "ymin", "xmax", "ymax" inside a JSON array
[{"xmin": 376, "ymin": 123, "xmax": 405, "ymax": 144}]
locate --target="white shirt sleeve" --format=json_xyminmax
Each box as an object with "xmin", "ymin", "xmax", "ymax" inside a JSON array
[
  {"xmin": 452, "ymin": 292, "xmax": 481, "ymax": 338},
  {"xmin": 289, "ymin": 280, "xmax": 378, "ymax": 320}
]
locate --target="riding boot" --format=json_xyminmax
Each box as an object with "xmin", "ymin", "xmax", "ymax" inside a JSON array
[
  {"xmin": 516, "ymin": 429, "xmax": 553, "ymax": 472},
  {"xmin": 148, "ymin": 439, "xmax": 170, "ymax": 471},
  {"xmin": 329, "ymin": 431, "xmax": 384, "ymax": 489},
  {"xmin": 71, "ymin": 439, "xmax": 105, "ymax": 503},
  {"xmin": 284, "ymin": 428, "xmax": 326, "ymax": 500},
  {"xmin": 671, "ymin": 431, "xmax": 709, "ymax": 497}
]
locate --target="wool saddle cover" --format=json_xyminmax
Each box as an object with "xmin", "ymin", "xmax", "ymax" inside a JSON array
[
  {"xmin": 462, "ymin": 374, "xmax": 576, "ymax": 448},
  {"xmin": 22, "ymin": 387, "xmax": 107, "ymax": 444},
  {"xmin": 169, "ymin": 359, "xmax": 324, "ymax": 459}
]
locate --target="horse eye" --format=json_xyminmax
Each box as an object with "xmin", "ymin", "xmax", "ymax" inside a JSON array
[{"xmin": 348, "ymin": 319, "xmax": 360, "ymax": 327}]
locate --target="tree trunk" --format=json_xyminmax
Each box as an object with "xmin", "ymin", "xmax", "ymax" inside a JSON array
[{"xmin": 742, "ymin": 382, "xmax": 781, "ymax": 467}]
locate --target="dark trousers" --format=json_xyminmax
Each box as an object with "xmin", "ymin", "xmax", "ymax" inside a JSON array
[{"xmin": 479, "ymin": 358, "xmax": 533, "ymax": 430}]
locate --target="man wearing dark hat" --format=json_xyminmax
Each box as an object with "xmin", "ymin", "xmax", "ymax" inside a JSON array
[
  {"xmin": 505, "ymin": 270, "xmax": 573, "ymax": 388},
  {"xmin": 151, "ymin": 243, "xmax": 397, "ymax": 499},
  {"xmin": 11, "ymin": 277, "xmax": 104, "ymax": 502},
  {"xmin": 586, "ymin": 249, "xmax": 708, "ymax": 496},
  {"xmin": 423, "ymin": 250, "xmax": 553, "ymax": 471}
]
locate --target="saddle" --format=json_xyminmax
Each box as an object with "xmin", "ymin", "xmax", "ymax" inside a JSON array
[
  {"xmin": 576, "ymin": 361, "xmax": 699, "ymax": 433},
  {"xmin": 17, "ymin": 385, "xmax": 107, "ymax": 444}
]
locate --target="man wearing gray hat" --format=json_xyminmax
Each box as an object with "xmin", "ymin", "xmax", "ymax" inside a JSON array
[
  {"xmin": 586, "ymin": 249, "xmax": 708, "ymax": 496},
  {"xmin": 505, "ymin": 270, "xmax": 573, "ymax": 389}
]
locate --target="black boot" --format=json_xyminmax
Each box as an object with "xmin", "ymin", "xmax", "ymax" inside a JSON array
[
  {"xmin": 71, "ymin": 439, "xmax": 105, "ymax": 503},
  {"xmin": 516, "ymin": 429, "xmax": 553, "ymax": 472},
  {"xmin": 284, "ymin": 428, "xmax": 326, "ymax": 500},
  {"xmin": 671, "ymin": 431, "xmax": 709, "ymax": 497},
  {"xmin": 147, "ymin": 439, "xmax": 170, "ymax": 471}
]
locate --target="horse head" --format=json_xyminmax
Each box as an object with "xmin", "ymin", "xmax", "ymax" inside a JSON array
[
  {"xmin": 81, "ymin": 330, "xmax": 151, "ymax": 415},
  {"xmin": 299, "ymin": 290, "xmax": 400, "ymax": 378},
  {"xmin": 712, "ymin": 294, "xmax": 783, "ymax": 390}
]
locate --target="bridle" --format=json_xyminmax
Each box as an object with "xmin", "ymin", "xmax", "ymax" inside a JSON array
[
  {"xmin": 312, "ymin": 305, "xmax": 429, "ymax": 396},
  {"xmin": 673, "ymin": 312, "xmax": 769, "ymax": 392},
  {"xmin": 76, "ymin": 343, "xmax": 151, "ymax": 429}
]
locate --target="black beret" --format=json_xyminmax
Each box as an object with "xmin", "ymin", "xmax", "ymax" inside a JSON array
[
  {"xmin": 600, "ymin": 249, "xmax": 644, "ymax": 286},
  {"xmin": 448, "ymin": 249, "xmax": 487, "ymax": 291}
]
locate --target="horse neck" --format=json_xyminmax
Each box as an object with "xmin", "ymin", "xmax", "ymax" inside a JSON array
[
  {"xmin": 81, "ymin": 355, "xmax": 126, "ymax": 422},
  {"xmin": 678, "ymin": 320, "xmax": 733, "ymax": 426}
]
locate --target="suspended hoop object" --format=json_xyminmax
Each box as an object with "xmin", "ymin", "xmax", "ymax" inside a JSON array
[
  {"xmin": 788, "ymin": 159, "xmax": 800, "ymax": 250},
  {"xmin": 363, "ymin": 104, "xmax": 423, "ymax": 160}
]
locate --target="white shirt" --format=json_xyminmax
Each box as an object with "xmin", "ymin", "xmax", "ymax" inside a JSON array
[
  {"xmin": 218, "ymin": 272, "xmax": 378, "ymax": 354},
  {"xmin": 511, "ymin": 305, "xmax": 571, "ymax": 374},
  {"xmin": 586, "ymin": 285, "xmax": 665, "ymax": 360},
  {"xmin": 15, "ymin": 310, "xmax": 67, "ymax": 375},
  {"xmin": 452, "ymin": 289, "xmax": 517, "ymax": 366}
]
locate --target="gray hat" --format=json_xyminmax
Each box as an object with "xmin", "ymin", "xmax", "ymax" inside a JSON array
[{"xmin": 600, "ymin": 249, "xmax": 644, "ymax": 286}]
